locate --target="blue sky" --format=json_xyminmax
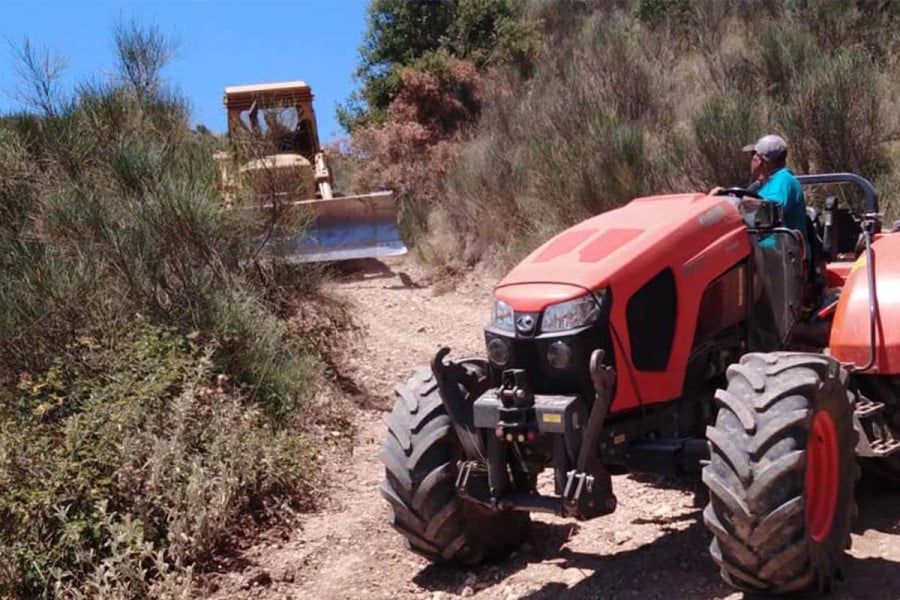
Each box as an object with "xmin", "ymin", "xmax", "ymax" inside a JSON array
[{"xmin": 0, "ymin": 0, "xmax": 370, "ymax": 141}]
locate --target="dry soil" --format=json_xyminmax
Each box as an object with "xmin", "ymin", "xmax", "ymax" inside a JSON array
[{"xmin": 203, "ymin": 257, "xmax": 900, "ymax": 600}]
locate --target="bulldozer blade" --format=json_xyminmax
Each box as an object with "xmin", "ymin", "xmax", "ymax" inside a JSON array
[{"xmin": 262, "ymin": 190, "xmax": 407, "ymax": 263}]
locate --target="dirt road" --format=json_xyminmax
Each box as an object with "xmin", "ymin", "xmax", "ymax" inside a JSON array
[{"xmin": 205, "ymin": 257, "xmax": 900, "ymax": 600}]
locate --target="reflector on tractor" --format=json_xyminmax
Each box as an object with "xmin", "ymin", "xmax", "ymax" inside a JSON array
[{"xmin": 216, "ymin": 80, "xmax": 406, "ymax": 263}]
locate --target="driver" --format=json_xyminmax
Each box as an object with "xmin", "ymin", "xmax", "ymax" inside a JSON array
[{"xmin": 742, "ymin": 134, "xmax": 807, "ymax": 237}]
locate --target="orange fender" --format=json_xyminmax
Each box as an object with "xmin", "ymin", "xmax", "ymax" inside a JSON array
[{"xmin": 829, "ymin": 233, "xmax": 900, "ymax": 374}]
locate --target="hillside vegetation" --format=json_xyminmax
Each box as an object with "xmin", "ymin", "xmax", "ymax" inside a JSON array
[
  {"xmin": 0, "ymin": 24, "xmax": 335, "ymax": 598},
  {"xmin": 4, "ymin": 2, "xmax": 900, "ymax": 597},
  {"xmin": 342, "ymin": 0, "xmax": 900, "ymax": 267}
]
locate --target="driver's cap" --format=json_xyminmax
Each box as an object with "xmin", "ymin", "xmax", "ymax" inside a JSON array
[{"xmin": 742, "ymin": 134, "xmax": 788, "ymax": 161}]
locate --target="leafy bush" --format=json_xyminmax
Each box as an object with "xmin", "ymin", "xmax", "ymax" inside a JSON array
[
  {"xmin": 338, "ymin": 0, "xmax": 539, "ymax": 131},
  {"xmin": 690, "ymin": 92, "xmax": 760, "ymax": 188},
  {"xmin": 348, "ymin": 55, "xmax": 480, "ymax": 246},
  {"xmin": 0, "ymin": 26, "xmax": 316, "ymax": 410},
  {"xmin": 0, "ymin": 23, "xmax": 327, "ymax": 598},
  {"xmin": 0, "ymin": 323, "xmax": 316, "ymax": 598},
  {"xmin": 777, "ymin": 47, "xmax": 889, "ymax": 176}
]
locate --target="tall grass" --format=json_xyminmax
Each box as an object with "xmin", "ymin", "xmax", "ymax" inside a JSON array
[
  {"xmin": 690, "ymin": 93, "xmax": 760, "ymax": 187},
  {"xmin": 442, "ymin": 11, "xmax": 676, "ymax": 264},
  {"xmin": 0, "ymin": 24, "xmax": 327, "ymax": 598},
  {"xmin": 425, "ymin": 0, "xmax": 900, "ymax": 266},
  {"xmin": 0, "ymin": 32, "xmax": 316, "ymax": 411},
  {"xmin": 778, "ymin": 47, "xmax": 888, "ymax": 176}
]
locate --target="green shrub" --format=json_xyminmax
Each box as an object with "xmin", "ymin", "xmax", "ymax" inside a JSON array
[
  {"xmin": 443, "ymin": 11, "xmax": 667, "ymax": 265},
  {"xmin": 756, "ymin": 20, "xmax": 816, "ymax": 101},
  {"xmin": 690, "ymin": 92, "xmax": 760, "ymax": 188},
  {"xmin": 0, "ymin": 29, "xmax": 317, "ymax": 405},
  {"xmin": 778, "ymin": 47, "xmax": 889, "ymax": 177},
  {"xmin": 0, "ymin": 23, "xmax": 325, "ymax": 598},
  {"xmin": 416, "ymin": 0, "xmax": 900, "ymax": 265},
  {"xmin": 0, "ymin": 322, "xmax": 316, "ymax": 598}
]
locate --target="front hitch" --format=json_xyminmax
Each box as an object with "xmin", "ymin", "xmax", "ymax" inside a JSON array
[
  {"xmin": 565, "ymin": 348, "xmax": 617, "ymax": 518},
  {"xmin": 460, "ymin": 348, "xmax": 619, "ymax": 520},
  {"xmin": 431, "ymin": 346, "xmax": 488, "ymax": 460}
]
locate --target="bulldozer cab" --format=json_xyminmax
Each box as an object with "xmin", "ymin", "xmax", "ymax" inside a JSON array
[
  {"xmin": 225, "ymin": 81, "xmax": 319, "ymax": 160},
  {"xmin": 218, "ymin": 80, "xmax": 407, "ymax": 263}
]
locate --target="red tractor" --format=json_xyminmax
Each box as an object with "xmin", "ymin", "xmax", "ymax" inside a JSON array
[{"xmin": 379, "ymin": 173, "xmax": 900, "ymax": 595}]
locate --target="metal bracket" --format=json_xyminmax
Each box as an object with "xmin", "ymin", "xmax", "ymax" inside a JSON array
[
  {"xmin": 455, "ymin": 460, "xmax": 476, "ymax": 493},
  {"xmin": 854, "ymin": 397, "xmax": 900, "ymax": 458},
  {"xmin": 431, "ymin": 347, "xmax": 488, "ymax": 460},
  {"xmin": 553, "ymin": 348, "xmax": 618, "ymax": 520},
  {"xmin": 563, "ymin": 470, "xmax": 595, "ymax": 504},
  {"xmin": 499, "ymin": 369, "xmax": 534, "ymax": 408}
]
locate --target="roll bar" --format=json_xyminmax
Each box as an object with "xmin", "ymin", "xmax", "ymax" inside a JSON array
[{"xmin": 796, "ymin": 173, "xmax": 878, "ymax": 214}]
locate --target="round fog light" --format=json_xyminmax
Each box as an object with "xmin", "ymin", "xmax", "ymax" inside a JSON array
[
  {"xmin": 547, "ymin": 341, "xmax": 573, "ymax": 369},
  {"xmin": 487, "ymin": 338, "xmax": 510, "ymax": 366}
]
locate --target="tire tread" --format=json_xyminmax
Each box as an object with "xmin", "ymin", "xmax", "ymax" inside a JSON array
[
  {"xmin": 380, "ymin": 364, "xmax": 529, "ymax": 563},
  {"xmin": 703, "ymin": 352, "xmax": 857, "ymax": 594}
]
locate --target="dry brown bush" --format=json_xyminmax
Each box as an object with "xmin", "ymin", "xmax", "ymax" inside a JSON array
[
  {"xmin": 349, "ymin": 57, "xmax": 482, "ymax": 247},
  {"xmin": 393, "ymin": 1, "xmax": 900, "ymax": 267}
]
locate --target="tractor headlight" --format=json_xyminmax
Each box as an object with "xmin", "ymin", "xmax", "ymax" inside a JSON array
[
  {"xmin": 492, "ymin": 299, "xmax": 515, "ymax": 331},
  {"xmin": 546, "ymin": 340, "xmax": 573, "ymax": 369},
  {"xmin": 541, "ymin": 292, "xmax": 603, "ymax": 333},
  {"xmin": 487, "ymin": 338, "xmax": 510, "ymax": 366}
]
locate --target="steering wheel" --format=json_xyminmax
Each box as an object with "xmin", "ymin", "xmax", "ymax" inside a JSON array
[
  {"xmin": 712, "ymin": 186, "xmax": 763, "ymax": 200},
  {"xmin": 712, "ymin": 187, "xmax": 774, "ymax": 229}
]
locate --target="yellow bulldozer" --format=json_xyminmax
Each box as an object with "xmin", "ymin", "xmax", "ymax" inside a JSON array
[{"xmin": 214, "ymin": 80, "xmax": 406, "ymax": 263}]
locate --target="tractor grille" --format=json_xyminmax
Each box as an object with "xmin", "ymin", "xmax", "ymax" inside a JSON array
[{"xmin": 484, "ymin": 316, "xmax": 614, "ymax": 400}]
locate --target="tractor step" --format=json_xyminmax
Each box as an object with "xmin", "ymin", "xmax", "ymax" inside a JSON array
[
  {"xmin": 853, "ymin": 397, "xmax": 900, "ymax": 458},
  {"xmin": 855, "ymin": 398, "xmax": 886, "ymax": 419},
  {"xmin": 869, "ymin": 436, "xmax": 900, "ymax": 458}
]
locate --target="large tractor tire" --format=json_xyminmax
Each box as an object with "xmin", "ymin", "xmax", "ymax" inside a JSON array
[
  {"xmin": 379, "ymin": 363, "xmax": 529, "ymax": 563},
  {"xmin": 703, "ymin": 353, "xmax": 858, "ymax": 595}
]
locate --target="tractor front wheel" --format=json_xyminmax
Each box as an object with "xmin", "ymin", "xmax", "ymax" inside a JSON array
[
  {"xmin": 703, "ymin": 353, "xmax": 857, "ymax": 595},
  {"xmin": 379, "ymin": 364, "xmax": 529, "ymax": 564}
]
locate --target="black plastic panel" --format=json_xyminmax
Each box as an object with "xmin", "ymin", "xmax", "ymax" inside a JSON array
[{"xmin": 626, "ymin": 268, "xmax": 677, "ymax": 372}]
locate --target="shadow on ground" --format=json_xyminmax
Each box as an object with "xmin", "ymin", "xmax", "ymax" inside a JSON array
[
  {"xmin": 411, "ymin": 506, "xmax": 731, "ymax": 600},
  {"xmin": 515, "ymin": 516, "xmax": 731, "ymax": 600},
  {"xmin": 412, "ymin": 519, "xmax": 579, "ymax": 593},
  {"xmin": 409, "ymin": 473, "xmax": 900, "ymax": 600},
  {"xmin": 329, "ymin": 258, "xmax": 396, "ymax": 280}
]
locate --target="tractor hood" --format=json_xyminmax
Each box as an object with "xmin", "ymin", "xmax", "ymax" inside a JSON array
[{"xmin": 495, "ymin": 193, "xmax": 749, "ymax": 310}]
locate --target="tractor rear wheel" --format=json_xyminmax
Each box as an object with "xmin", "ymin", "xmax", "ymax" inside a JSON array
[
  {"xmin": 379, "ymin": 364, "xmax": 529, "ymax": 563},
  {"xmin": 703, "ymin": 353, "xmax": 857, "ymax": 595}
]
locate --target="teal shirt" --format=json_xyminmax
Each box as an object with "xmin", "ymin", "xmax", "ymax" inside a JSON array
[
  {"xmin": 757, "ymin": 167, "xmax": 810, "ymax": 259},
  {"xmin": 758, "ymin": 167, "xmax": 806, "ymax": 233}
]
